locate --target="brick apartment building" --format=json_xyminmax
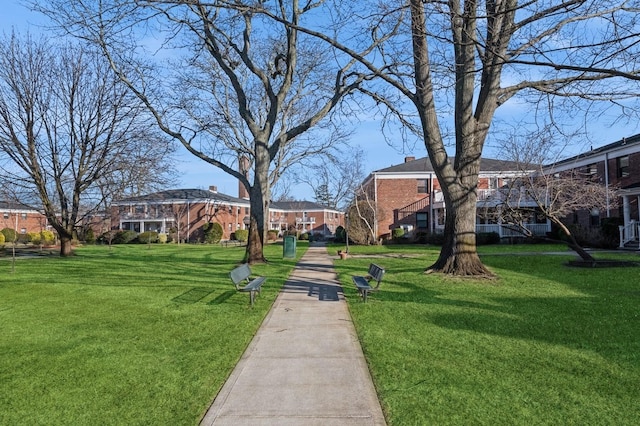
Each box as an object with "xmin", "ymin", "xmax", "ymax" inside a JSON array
[
  {"xmin": 111, "ymin": 187, "xmax": 251, "ymax": 242},
  {"xmin": 359, "ymin": 156, "xmax": 538, "ymax": 240},
  {"xmin": 269, "ymin": 201, "xmax": 344, "ymax": 237},
  {"xmin": 543, "ymin": 134, "xmax": 640, "ymax": 248},
  {"xmin": 0, "ymin": 200, "xmax": 49, "ymax": 237},
  {"xmin": 359, "ymin": 134, "xmax": 640, "ymax": 246},
  {"xmin": 111, "ymin": 186, "xmax": 345, "ymax": 242}
]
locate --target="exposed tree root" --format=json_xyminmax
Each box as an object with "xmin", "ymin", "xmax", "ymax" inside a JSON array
[{"xmin": 426, "ymin": 253, "xmax": 495, "ymax": 278}]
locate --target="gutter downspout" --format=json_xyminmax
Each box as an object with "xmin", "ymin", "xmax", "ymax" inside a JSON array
[
  {"xmin": 604, "ymin": 152, "xmax": 611, "ymax": 217},
  {"xmin": 374, "ymin": 173, "xmax": 379, "ymax": 240},
  {"xmin": 429, "ymin": 173, "xmax": 434, "ymax": 233},
  {"xmin": 187, "ymin": 201, "xmax": 190, "ymax": 243}
]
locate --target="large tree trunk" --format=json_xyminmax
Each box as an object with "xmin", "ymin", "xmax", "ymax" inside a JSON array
[
  {"xmin": 244, "ymin": 144, "xmax": 270, "ymax": 264},
  {"xmin": 59, "ymin": 234, "xmax": 73, "ymax": 257},
  {"xmin": 410, "ymin": 0, "xmax": 496, "ymax": 276},
  {"xmin": 245, "ymin": 186, "xmax": 267, "ymax": 264},
  {"xmin": 554, "ymin": 219, "xmax": 596, "ymax": 263},
  {"xmin": 427, "ymin": 183, "xmax": 493, "ymax": 276}
]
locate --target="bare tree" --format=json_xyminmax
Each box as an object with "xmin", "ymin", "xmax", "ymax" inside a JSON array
[
  {"xmin": 294, "ymin": 146, "xmax": 365, "ymax": 210},
  {"xmin": 0, "ymin": 34, "xmax": 175, "ymax": 256},
  {"xmin": 483, "ymin": 128, "xmax": 618, "ymax": 263},
  {"xmin": 347, "ymin": 185, "xmax": 384, "ymax": 245},
  {"xmin": 258, "ymin": 0, "xmax": 640, "ymax": 275},
  {"xmin": 32, "ymin": 0, "xmax": 381, "ymax": 263}
]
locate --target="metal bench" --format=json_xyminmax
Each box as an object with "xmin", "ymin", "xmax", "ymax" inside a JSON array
[
  {"xmin": 352, "ymin": 263, "xmax": 385, "ymax": 302},
  {"xmin": 229, "ymin": 264, "xmax": 266, "ymax": 307}
]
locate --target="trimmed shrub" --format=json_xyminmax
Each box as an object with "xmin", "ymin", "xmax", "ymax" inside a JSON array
[
  {"xmin": 27, "ymin": 232, "xmax": 41, "ymax": 245},
  {"xmin": 158, "ymin": 233, "xmax": 168, "ymax": 244},
  {"xmin": 203, "ymin": 222, "xmax": 224, "ymax": 244},
  {"xmin": 138, "ymin": 231, "xmax": 159, "ymax": 244},
  {"xmin": 267, "ymin": 230, "xmax": 279, "ymax": 241},
  {"xmin": 41, "ymin": 230, "xmax": 55, "ymax": 246},
  {"xmin": 1, "ymin": 228, "xmax": 17, "ymax": 243},
  {"xmin": 334, "ymin": 226, "xmax": 346, "ymax": 243},
  {"xmin": 600, "ymin": 217, "xmax": 624, "ymax": 249},
  {"xmin": 476, "ymin": 232, "xmax": 500, "ymax": 245},
  {"xmin": 113, "ymin": 230, "xmax": 138, "ymax": 244},
  {"xmin": 424, "ymin": 232, "xmax": 445, "ymax": 245},
  {"xmin": 299, "ymin": 232, "xmax": 309, "ymax": 241},
  {"xmin": 0, "ymin": 232, "xmax": 5, "ymax": 245},
  {"xmin": 84, "ymin": 228, "xmax": 96, "ymax": 244},
  {"xmin": 234, "ymin": 229, "xmax": 248, "ymax": 242},
  {"xmin": 414, "ymin": 231, "xmax": 429, "ymax": 244},
  {"xmin": 392, "ymin": 228, "xmax": 405, "ymax": 240}
]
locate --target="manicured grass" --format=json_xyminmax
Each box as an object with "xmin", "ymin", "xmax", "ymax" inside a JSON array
[
  {"xmin": 0, "ymin": 242, "xmax": 305, "ymax": 425},
  {"xmin": 334, "ymin": 244, "xmax": 640, "ymax": 425}
]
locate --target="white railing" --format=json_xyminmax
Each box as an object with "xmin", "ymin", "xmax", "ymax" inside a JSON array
[
  {"xmin": 619, "ymin": 220, "xmax": 639, "ymax": 247},
  {"xmin": 475, "ymin": 223, "xmax": 549, "ymax": 237},
  {"xmin": 431, "ymin": 223, "xmax": 549, "ymax": 237},
  {"xmin": 295, "ymin": 217, "xmax": 316, "ymax": 224}
]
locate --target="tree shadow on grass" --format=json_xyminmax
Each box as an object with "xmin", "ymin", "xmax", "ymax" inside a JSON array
[
  {"xmin": 342, "ymin": 260, "xmax": 639, "ymax": 366},
  {"xmin": 207, "ymin": 290, "xmax": 237, "ymax": 305},
  {"xmin": 426, "ymin": 293, "xmax": 640, "ymax": 367},
  {"xmin": 283, "ymin": 278, "xmax": 340, "ymax": 301},
  {"xmin": 172, "ymin": 287, "xmax": 216, "ymax": 304}
]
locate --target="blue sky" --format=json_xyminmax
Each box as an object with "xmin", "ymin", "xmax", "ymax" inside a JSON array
[
  {"xmin": 2, "ymin": 0, "xmax": 424, "ymax": 199},
  {"xmin": 2, "ymin": 0, "xmax": 637, "ymax": 200}
]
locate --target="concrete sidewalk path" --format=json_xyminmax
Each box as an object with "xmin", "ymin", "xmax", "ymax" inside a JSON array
[{"xmin": 200, "ymin": 244, "xmax": 386, "ymax": 426}]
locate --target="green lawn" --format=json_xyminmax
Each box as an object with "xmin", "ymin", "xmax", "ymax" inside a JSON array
[
  {"xmin": 0, "ymin": 243, "xmax": 304, "ymax": 425},
  {"xmin": 3, "ymin": 242, "xmax": 639, "ymax": 425},
  {"xmin": 333, "ymin": 244, "xmax": 640, "ymax": 425}
]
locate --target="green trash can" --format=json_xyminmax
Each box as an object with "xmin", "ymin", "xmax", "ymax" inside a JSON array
[{"xmin": 283, "ymin": 235, "xmax": 296, "ymax": 258}]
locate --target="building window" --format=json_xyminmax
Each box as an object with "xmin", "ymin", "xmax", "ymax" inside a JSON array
[
  {"xmin": 21, "ymin": 213, "xmax": 27, "ymax": 220},
  {"xmin": 417, "ymin": 179, "xmax": 428, "ymax": 194},
  {"xmin": 416, "ymin": 212, "xmax": 428, "ymax": 229},
  {"xmin": 586, "ymin": 164, "xmax": 598, "ymax": 175},
  {"xmin": 617, "ymin": 156, "xmax": 629, "ymax": 178},
  {"xmin": 590, "ymin": 209, "xmax": 600, "ymax": 227},
  {"xmin": 3, "ymin": 213, "xmax": 8, "ymax": 219}
]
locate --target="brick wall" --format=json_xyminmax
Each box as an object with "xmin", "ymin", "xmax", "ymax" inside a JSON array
[
  {"xmin": 0, "ymin": 211, "xmax": 49, "ymax": 236},
  {"xmin": 375, "ymin": 178, "xmax": 430, "ymax": 237}
]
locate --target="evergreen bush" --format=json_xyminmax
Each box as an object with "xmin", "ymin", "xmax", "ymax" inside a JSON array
[
  {"xmin": 392, "ymin": 228, "xmax": 405, "ymax": 240},
  {"xmin": 41, "ymin": 230, "xmax": 55, "ymax": 246},
  {"xmin": 203, "ymin": 222, "xmax": 223, "ymax": 244},
  {"xmin": 113, "ymin": 230, "xmax": 138, "ymax": 244},
  {"xmin": 1, "ymin": 228, "xmax": 17, "ymax": 243},
  {"xmin": 84, "ymin": 228, "xmax": 96, "ymax": 244},
  {"xmin": 234, "ymin": 229, "xmax": 248, "ymax": 242},
  {"xmin": 138, "ymin": 231, "xmax": 159, "ymax": 244},
  {"xmin": 27, "ymin": 232, "xmax": 41, "ymax": 245},
  {"xmin": 476, "ymin": 232, "xmax": 500, "ymax": 245}
]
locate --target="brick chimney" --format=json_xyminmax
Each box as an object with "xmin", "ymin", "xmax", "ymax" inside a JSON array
[
  {"xmin": 238, "ymin": 155, "xmax": 250, "ymax": 199},
  {"xmin": 209, "ymin": 185, "xmax": 218, "ymax": 193},
  {"xmin": 405, "ymin": 156, "xmax": 416, "ymax": 163}
]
